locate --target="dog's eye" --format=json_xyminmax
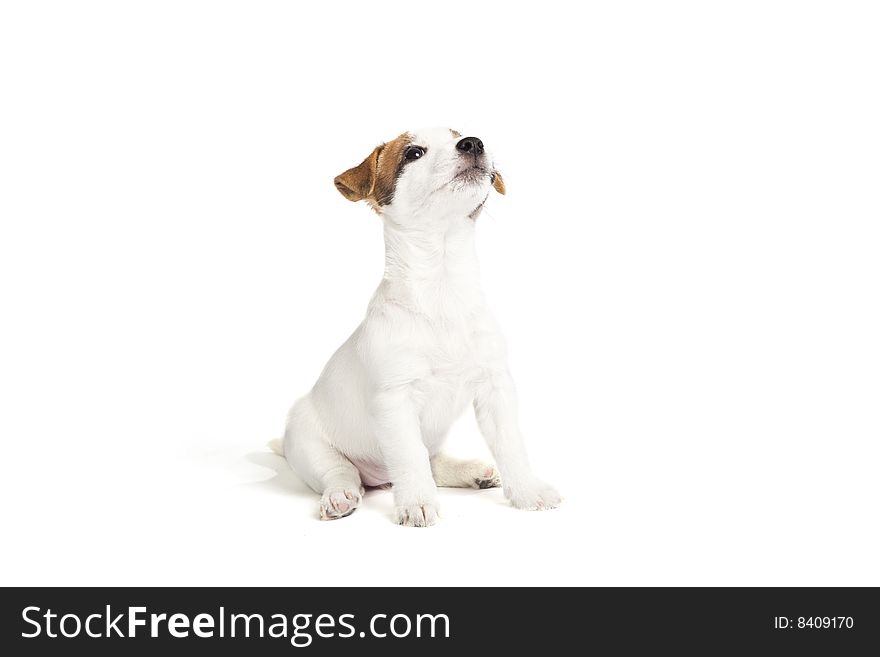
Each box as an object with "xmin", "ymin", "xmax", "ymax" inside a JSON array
[{"xmin": 403, "ymin": 146, "xmax": 425, "ymax": 162}]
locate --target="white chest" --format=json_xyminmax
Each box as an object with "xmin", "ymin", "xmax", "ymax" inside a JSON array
[{"xmin": 413, "ymin": 321, "xmax": 484, "ymax": 448}]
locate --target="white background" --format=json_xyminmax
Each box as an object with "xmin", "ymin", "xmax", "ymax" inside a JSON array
[{"xmin": 1, "ymin": 1, "xmax": 878, "ymax": 586}]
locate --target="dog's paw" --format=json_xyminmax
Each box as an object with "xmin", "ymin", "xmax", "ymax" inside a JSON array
[
  {"xmin": 431, "ymin": 454, "xmax": 501, "ymax": 489},
  {"xmin": 319, "ymin": 487, "xmax": 362, "ymax": 520},
  {"xmin": 505, "ymin": 478, "xmax": 561, "ymax": 510},
  {"xmin": 472, "ymin": 463, "xmax": 501, "ymax": 490},
  {"xmin": 395, "ymin": 503, "xmax": 439, "ymax": 527}
]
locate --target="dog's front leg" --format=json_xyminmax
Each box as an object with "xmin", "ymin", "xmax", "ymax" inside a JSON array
[
  {"xmin": 474, "ymin": 369, "xmax": 561, "ymax": 510},
  {"xmin": 373, "ymin": 387, "xmax": 439, "ymax": 527}
]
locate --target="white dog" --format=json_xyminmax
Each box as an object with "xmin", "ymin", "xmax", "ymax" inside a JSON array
[{"xmin": 276, "ymin": 127, "xmax": 560, "ymax": 526}]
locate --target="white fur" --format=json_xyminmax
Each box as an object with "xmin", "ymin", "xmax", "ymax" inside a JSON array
[{"xmin": 282, "ymin": 127, "xmax": 560, "ymax": 526}]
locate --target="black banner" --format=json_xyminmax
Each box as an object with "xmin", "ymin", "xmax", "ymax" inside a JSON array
[{"xmin": 1, "ymin": 587, "xmax": 877, "ymax": 654}]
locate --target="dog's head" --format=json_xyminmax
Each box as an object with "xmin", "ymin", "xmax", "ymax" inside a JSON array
[{"xmin": 333, "ymin": 127, "xmax": 505, "ymax": 219}]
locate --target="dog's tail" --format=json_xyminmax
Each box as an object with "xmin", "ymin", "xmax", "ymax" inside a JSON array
[{"xmin": 268, "ymin": 437, "xmax": 284, "ymax": 456}]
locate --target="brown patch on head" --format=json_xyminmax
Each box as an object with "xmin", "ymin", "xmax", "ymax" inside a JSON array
[
  {"xmin": 370, "ymin": 133, "xmax": 410, "ymax": 210},
  {"xmin": 491, "ymin": 170, "xmax": 506, "ymax": 195},
  {"xmin": 449, "ymin": 128, "xmax": 462, "ymax": 139},
  {"xmin": 333, "ymin": 133, "xmax": 412, "ymax": 213}
]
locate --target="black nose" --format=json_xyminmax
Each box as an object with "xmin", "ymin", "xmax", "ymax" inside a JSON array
[{"xmin": 456, "ymin": 136, "xmax": 484, "ymax": 156}]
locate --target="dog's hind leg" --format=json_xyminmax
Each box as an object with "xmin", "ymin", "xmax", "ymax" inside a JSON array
[
  {"xmin": 430, "ymin": 452, "xmax": 501, "ymax": 489},
  {"xmin": 283, "ymin": 397, "xmax": 364, "ymax": 520}
]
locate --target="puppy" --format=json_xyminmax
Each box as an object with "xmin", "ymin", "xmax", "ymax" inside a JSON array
[{"xmin": 277, "ymin": 127, "xmax": 560, "ymax": 526}]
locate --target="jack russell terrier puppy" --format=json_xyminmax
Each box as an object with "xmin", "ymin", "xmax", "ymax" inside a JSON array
[{"xmin": 276, "ymin": 127, "xmax": 560, "ymax": 526}]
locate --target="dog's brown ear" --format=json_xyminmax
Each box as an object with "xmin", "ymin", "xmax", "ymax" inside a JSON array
[
  {"xmin": 492, "ymin": 170, "xmax": 506, "ymax": 195},
  {"xmin": 334, "ymin": 145, "xmax": 383, "ymax": 201}
]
